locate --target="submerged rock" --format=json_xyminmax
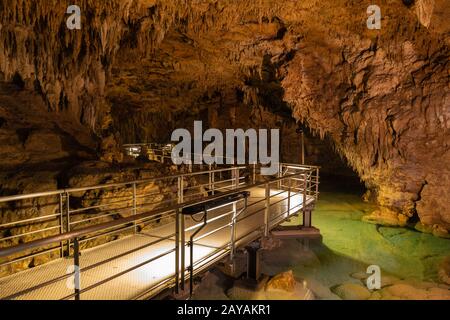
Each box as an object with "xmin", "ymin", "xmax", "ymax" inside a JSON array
[
  {"xmin": 226, "ymin": 270, "xmax": 313, "ymax": 300},
  {"xmin": 265, "ymin": 270, "xmax": 296, "ymax": 292},
  {"xmin": 438, "ymin": 257, "xmax": 450, "ymax": 285},
  {"xmin": 332, "ymin": 283, "xmax": 372, "ymax": 300},
  {"xmin": 362, "ymin": 208, "xmax": 409, "ymax": 227}
]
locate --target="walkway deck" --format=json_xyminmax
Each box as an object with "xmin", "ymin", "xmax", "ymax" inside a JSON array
[{"xmin": 0, "ymin": 186, "xmax": 314, "ymax": 300}]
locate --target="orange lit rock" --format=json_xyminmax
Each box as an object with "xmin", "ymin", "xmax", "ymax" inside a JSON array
[{"xmin": 265, "ymin": 270, "xmax": 296, "ymax": 292}]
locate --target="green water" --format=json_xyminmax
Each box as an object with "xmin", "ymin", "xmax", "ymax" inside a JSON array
[
  {"xmin": 313, "ymin": 191, "xmax": 450, "ymax": 281},
  {"xmin": 277, "ymin": 186, "xmax": 450, "ymax": 297}
]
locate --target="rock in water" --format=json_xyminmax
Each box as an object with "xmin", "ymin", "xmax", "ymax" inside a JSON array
[
  {"xmin": 438, "ymin": 257, "xmax": 450, "ymax": 285},
  {"xmin": 265, "ymin": 270, "xmax": 296, "ymax": 292},
  {"xmin": 333, "ymin": 283, "xmax": 372, "ymax": 300}
]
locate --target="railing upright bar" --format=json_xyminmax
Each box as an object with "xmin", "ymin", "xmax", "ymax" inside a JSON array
[
  {"xmin": 287, "ymin": 177, "xmax": 291, "ymax": 217},
  {"xmin": 208, "ymin": 164, "xmax": 212, "ymax": 193},
  {"xmin": 188, "ymin": 211, "xmax": 207, "ymax": 299},
  {"xmin": 66, "ymin": 192, "xmax": 71, "ymax": 256},
  {"xmin": 59, "ymin": 193, "xmax": 64, "ymax": 258},
  {"xmin": 315, "ymin": 168, "xmax": 319, "ymax": 201},
  {"xmin": 302, "ymin": 172, "xmax": 307, "ymax": 226},
  {"xmin": 230, "ymin": 201, "xmax": 237, "ymax": 261},
  {"xmin": 180, "ymin": 215, "xmax": 185, "ymax": 292},
  {"xmin": 211, "ymin": 167, "xmax": 215, "ymax": 195},
  {"xmin": 73, "ymin": 237, "xmax": 81, "ymax": 300},
  {"xmin": 174, "ymin": 209, "xmax": 180, "ymax": 294},
  {"xmin": 264, "ymin": 183, "xmax": 270, "ymax": 236},
  {"xmin": 278, "ymin": 163, "xmax": 282, "ymax": 189},
  {"xmin": 177, "ymin": 176, "xmax": 185, "ymax": 291},
  {"xmin": 133, "ymin": 183, "xmax": 137, "ymax": 234}
]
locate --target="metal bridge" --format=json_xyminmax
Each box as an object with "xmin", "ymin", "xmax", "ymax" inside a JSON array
[{"xmin": 0, "ymin": 148, "xmax": 319, "ymax": 300}]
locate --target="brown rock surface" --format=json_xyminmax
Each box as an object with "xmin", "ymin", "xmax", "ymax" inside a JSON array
[
  {"xmin": 438, "ymin": 257, "xmax": 450, "ymax": 285},
  {"xmin": 333, "ymin": 283, "xmax": 372, "ymax": 300},
  {"xmin": 265, "ymin": 270, "xmax": 296, "ymax": 292}
]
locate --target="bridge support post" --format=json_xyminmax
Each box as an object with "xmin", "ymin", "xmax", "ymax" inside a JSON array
[
  {"xmin": 302, "ymin": 205, "xmax": 313, "ymax": 228},
  {"xmin": 245, "ymin": 242, "xmax": 261, "ymax": 282}
]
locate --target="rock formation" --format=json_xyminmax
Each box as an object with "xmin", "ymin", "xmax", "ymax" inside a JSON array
[{"xmin": 0, "ymin": 1, "xmax": 449, "ymax": 234}]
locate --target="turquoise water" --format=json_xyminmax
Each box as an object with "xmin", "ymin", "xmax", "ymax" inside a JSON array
[
  {"xmin": 273, "ymin": 187, "xmax": 450, "ymax": 298},
  {"xmin": 313, "ymin": 190, "xmax": 450, "ymax": 281}
]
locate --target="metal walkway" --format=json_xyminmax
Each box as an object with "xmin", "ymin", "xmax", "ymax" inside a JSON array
[{"xmin": 0, "ymin": 162, "xmax": 319, "ymax": 300}]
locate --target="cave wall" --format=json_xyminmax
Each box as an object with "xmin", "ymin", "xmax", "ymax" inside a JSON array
[
  {"xmin": 0, "ymin": 0, "xmax": 449, "ymax": 234},
  {"xmin": 281, "ymin": 1, "xmax": 450, "ymax": 232}
]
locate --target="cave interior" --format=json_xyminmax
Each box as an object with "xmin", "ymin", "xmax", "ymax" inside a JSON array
[{"xmin": 0, "ymin": 0, "xmax": 449, "ymax": 300}]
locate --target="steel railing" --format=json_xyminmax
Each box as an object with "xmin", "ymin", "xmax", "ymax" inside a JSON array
[
  {"xmin": 0, "ymin": 166, "xmax": 246, "ymax": 271},
  {"xmin": 0, "ymin": 162, "xmax": 319, "ymax": 300}
]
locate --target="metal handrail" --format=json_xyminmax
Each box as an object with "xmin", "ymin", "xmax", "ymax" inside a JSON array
[
  {"xmin": 0, "ymin": 166, "xmax": 244, "ymax": 204},
  {"xmin": 0, "ymin": 165, "xmax": 244, "ymax": 263},
  {"xmin": 0, "ymin": 163, "xmax": 319, "ymax": 300},
  {"xmin": 0, "ymin": 171, "xmax": 308, "ymax": 260}
]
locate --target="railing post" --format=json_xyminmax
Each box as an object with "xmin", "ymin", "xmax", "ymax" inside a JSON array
[
  {"xmin": 287, "ymin": 177, "xmax": 291, "ymax": 218},
  {"xmin": 133, "ymin": 182, "xmax": 137, "ymax": 234},
  {"xmin": 233, "ymin": 167, "xmax": 239, "ymax": 189},
  {"xmin": 208, "ymin": 164, "xmax": 212, "ymax": 194},
  {"xmin": 315, "ymin": 168, "xmax": 319, "ymax": 201},
  {"xmin": 230, "ymin": 201, "xmax": 237, "ymax": 261},
  {"xmin": 302, "ymin": 171, "xmax": 308, "ymax": 227},
  {"xmin": 175, "ymin": 209, "xmax": 180, "ymax": 294},
  {"xmin": 211, "ymin": 167, "xmax": 215, "ymax": 195},
  {"xmin": 59, "ymin": 193, "xmax": 64, "ymax": 258},
  {"xmin": 73, "ymin": 237, "xmax": 81, "ymax": 300},
  {"xmin": 264, "ymin": 183, "xmax": 270, "ymax": 237},
  {"xmin": 277, "ymin": 163, "xmax": 282, "ymax": 189},
  {"xmin": 177, "ymin": 177, "xmax": 185, "ymax": 291},
  {"xmin": 180, "ymin": 213, "xmax": 185, "ymax": 291},
  {"xmin": 252, "ymin": 162, "xmax": 256, "ymax": 184},
  {"xmin": 303, "ymin": 171, "xmax": 307, "ymax": 208},
  {"xmin": 178, "ymin": 176, "xmax": 184, "ymax": 204},
  {"xmin": 66, "ymin": 192, "xmax": 71, "ymax": 256}
]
